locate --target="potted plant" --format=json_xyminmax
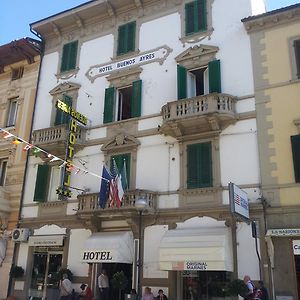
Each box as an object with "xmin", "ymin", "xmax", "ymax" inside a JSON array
[
  {"xmin": 10, "ymin": 265, "xmax": 24, "ymax": 278},
  {"xmin": 111, "ymin": 271, "xmax": 128, "ymax": 300}
]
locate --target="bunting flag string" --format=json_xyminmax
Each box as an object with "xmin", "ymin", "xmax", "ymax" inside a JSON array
[{"xmin": 0, "ymin": 127, "xmax": 109, "ymax": 182}]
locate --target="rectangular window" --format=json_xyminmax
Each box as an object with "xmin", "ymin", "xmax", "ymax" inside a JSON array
[
  {"xmin": 187, "ymin": 142, "xmax": 212, "ymax": 189},
  {"xmin": 111, "ymin": 153, "xmax": 131, "ymax": 187},
  {"xmin": 6, "ymin": 98, "xmax": 18, "ymax": 127},
  {"xmin": 294, "ymin": 39, "xmax": 300, "ymax": 79},
  {"xmin": 103, "ymin": 80, "xmax": 142, "ymax": 123},
  {"xmin": 291, "ymin": 135, "xmax": 300, "ymax": 183},
  {"xmin": 117, "ymin": 21, "xmax": 136, "ymax": 56},
  {"xmin": 60, "ymin": 41, "xmax": 78, "ymax": 73},
  {"xmin": 185, "ymin": 0, "xmax": 207, "ymax": 36},
  {"xmin": 54, "ymin": 94, "xmax": 72, "ymax": 126},
  {"xmin": 11, "ymin": 67, "xmax": 24, "ymax": 80},
  {"xmin": 0, "ymin": 159, "xmax": 8, "ymax": 186}
]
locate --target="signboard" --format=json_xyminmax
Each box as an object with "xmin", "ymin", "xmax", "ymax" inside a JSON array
[
  {"xmin": 266, "ymin": 228, "xmax": 300, "ymax": 237},
  {"xmin": 293, "ymin": 240, "xmax": 300, "ymax": 255},
  {"xmin": 81, "ymin": 250, "xmax": 115, "ymax": 263},
  {"xmin": 28, "ymin": 235, "xmax": 64, "ymax": 247},
  {"xmin": 228, "ymin": 182, "xmax": 249, "ymax": 220},
  {"xmin": 86, "ymin": 45, "xmax": 172, "ymax": 82},
  {"xmin": 170, "ymin": 261, "xmax": 219, "ymax": 271},
  {"xmin": 55, "ymin": 100, "xmax": 87, "ymax": 125}
]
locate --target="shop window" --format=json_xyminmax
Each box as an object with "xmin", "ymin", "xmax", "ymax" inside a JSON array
[
  {"xmin": 110, "ymin": 153, "xmax": 131, "ymax": 187},
  {"xmin": 177, "ymin": 60, "xmax": 221, "ymax": 100},
  {"xmin": 6, "ymin": 98, "xmax": 18, "ymax": 127},
  {"xmin": 103, "ymin": 80, "xmax": 142, "ymax": 123},
  {"xmin": 291, "ymin": 134, "xmax": 300, "ymax": 183},
  {"xmin": 117, "ymin": 21, "xmax": 136, "ymax": 56},
  {"xmin": 60, "ymin": 41, "xmax": 78, "ymax": 73},
  {"xmin": 185, "ymin": 0, "xmax": 207, "ymax": 36},
  {"xmin": 54, "ymin": 94, "xmax": 72, "ymax": 126},
  {"xmin": 11, "ymin": 66, "xmax": 24, "ymax": 80},
  {"xmin": 33, "ymin": 165, "xmax": 61, "ymax": 202},
  {"xmin": 187, "ymin": 142, "xmax": 212, "ymax": 189},
  {"xmin": 294, "ymin": 39, "xmax": 300, "ymax": 79},
  {"xmin": 0, "ymin": 159, "xmax": 8, "ymax": 186}
]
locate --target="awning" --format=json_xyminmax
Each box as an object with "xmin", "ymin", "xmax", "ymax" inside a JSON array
[
  {"xmin": 28, "ymin": 235, "xmax": 64, "ymax": 246},
  {"xmin": 81, "ymin": 231, "xmax": 134, "ymax": 264},
  {"xmin": 159, "ymin": 227, "xmax": 233, "ymax": 271}
]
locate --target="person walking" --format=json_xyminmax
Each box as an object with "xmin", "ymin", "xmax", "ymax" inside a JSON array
[
  {"xmin": 258, "ymin": 281, "xmax": 269, "ymax": 300},
  {"xmin": 59, "ymin": 273, "xmax": 73, "ymax": 300},
  {"xmin": 142, "ymin": 287, "xmax": 154, "ymax": 300},
  {"xmin": 98, "ymin": 269, "xmax": 109, "ymax": 300},
  {"xmin": 79, "ymin": 284, "xmax": 93, "ymax": 300},
  {"xmin": 156, "ymin": 289, "xmax": 168, "ymax": 300}
]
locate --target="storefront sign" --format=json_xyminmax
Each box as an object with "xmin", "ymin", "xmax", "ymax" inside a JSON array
[
  {"xmin": 81, "ymin": 250, "xmax": 115, "ymax": 263},
  {"xmin": 186, "ymin": 261, "xmax": 208, "ymax": 271},
  {"xmin": 86, "ymin": 45, "xmax": 172, "ymax": 82},
  {"xmin": 266, "ymin": 228, "xmax": 300, "ymax": 237},
  {"xmin": 229, "ymin": 182, "xmax": 249, "ymax": 220},
  {"xmin": 56, "ymin": 100, "xmax": 88, "ymax": 125},
  {"xmin": 28, "ymin": 235, "xmax": 64, "ymax": 246},
  {"xmin": 293, "ymin": 240, "xmax": 300, "ymax": 255}
]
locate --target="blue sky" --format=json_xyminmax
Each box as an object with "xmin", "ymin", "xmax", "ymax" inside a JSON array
[{"xmin": 0, "ymin": 0, "xmax": 299, "ymax": 45}]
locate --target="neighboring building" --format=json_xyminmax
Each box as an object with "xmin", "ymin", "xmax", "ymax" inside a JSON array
[
  {"xmin": 0, "ymin": 38, "xmax": 41, "ymax": 299},
  {"xmin": 243, "ymin": 3, "xmax": 300, "ymax": 300},
  {"xmin": 12, "ymin": 1, "xmax": 265, "ymax": 299}
]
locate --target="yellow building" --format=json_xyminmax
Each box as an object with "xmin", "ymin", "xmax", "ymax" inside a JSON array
[
  {"xmin": 243, "ymin": 4, "xmax": 300, "ymax": 299},
  {"xmin": 0, "ymin": 38, "xmax": 41, "ymax": 299}
]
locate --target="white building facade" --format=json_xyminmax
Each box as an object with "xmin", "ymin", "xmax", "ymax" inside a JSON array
[{"xmin": 11, "ymin": 0, "xmax": 267, "ymax": 299}]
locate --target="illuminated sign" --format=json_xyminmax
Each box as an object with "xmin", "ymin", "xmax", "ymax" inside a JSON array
[
  {"xmin": 229, "ymin": 182, "xmax": 249, "ymax": 220},
  {"xmin": 55, "ymin": 100, "xmax": 88, "ymax": 125},
  {"xmin": 86, "ymin": 45, "xmax": 172, "ymax": 82}
]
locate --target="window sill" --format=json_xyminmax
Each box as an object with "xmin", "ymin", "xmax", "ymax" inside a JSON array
[
  {"xmin": 181, "ymin": 186, "xmax": 221, "ymax": 195},
  {"xmin": 55, "ymin": 67, "xmax": 79, "ymax": 81},
  {"xmin": 113, "ymin": 50, "xmax": 140, "ymax": 61},
  {"xmin": 180, "ymin": 27, "xmax": 214, "ymax": 46}
]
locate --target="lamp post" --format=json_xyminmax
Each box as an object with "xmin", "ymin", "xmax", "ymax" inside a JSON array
[{"xmin": 135, "ymin": 196, "xmax": 149, "ymax": 299}]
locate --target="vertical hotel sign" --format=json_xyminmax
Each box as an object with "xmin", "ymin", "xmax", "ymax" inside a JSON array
[
  {"xmin": 228, "ymin": 182, "xmax": 249, "ymax": 220},
  {"xmin": 55, "ymin": 99, "xmax": 87, "ymax": 198}
]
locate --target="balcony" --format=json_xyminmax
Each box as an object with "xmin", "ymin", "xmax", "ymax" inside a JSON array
[
  {"xmin": 161, "ymin": 93, "xmax": 237, "ymax": 138},
  {"xmin": 77, "ymin": 189, "xmax": 157, "ymax": 217},
  {"xmin": 32, "ymin": 124, "xmax": 86, "ymax": 155}
]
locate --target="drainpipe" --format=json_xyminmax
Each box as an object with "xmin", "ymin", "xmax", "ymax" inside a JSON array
[{"xmin": 6, "ymin": 28, "xmax": 45, "ymax": 298}]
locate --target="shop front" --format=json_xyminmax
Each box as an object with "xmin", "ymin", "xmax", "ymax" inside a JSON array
[{"xmin": 159, "ymin": 227, "xmax": 233, "ymax": 300}]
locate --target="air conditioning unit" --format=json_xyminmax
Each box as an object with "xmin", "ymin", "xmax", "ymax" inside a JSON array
[{"xmin": 12, "ymin": 228, "xmax": 30, "ymax": 242}]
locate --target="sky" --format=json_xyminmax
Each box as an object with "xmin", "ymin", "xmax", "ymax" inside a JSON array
[{"xmin": 0, "ymin": 0, "xmax": 299, "ymax": 45}]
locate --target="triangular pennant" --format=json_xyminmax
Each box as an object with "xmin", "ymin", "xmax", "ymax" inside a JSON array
[
  {"xmin": 3, "ymin": 132, "xmax": 14, "ymax": 139},
  {"xmin": 23, "ymin": 144, "xmax": 33, "ymax": 151}
]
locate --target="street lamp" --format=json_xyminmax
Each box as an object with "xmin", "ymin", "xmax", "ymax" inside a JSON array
[{"xmin": 135, "ymin": 196, "xmax": 149, "ymax": 299}]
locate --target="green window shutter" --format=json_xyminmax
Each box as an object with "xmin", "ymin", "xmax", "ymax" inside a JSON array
[
  {"xmin": 187, "ymin": 142, "xmax": 212, "ymax": 189},
  {"xmin": 131, "ymin": 79, "xmax": 142, "ymax": 118},
  {"xmin": 291, "ymin": 135, "xmax": 300, "ymax": 183},
  {"xmin": 111, "ymin": 153, "xmax": 131, "ymax": 186},
  {"xmin": 117, "ymin": 22, "xmax": 136, "ymax": 55},
  {"xmin": 177, "ymin": 65, "xmax": 187, "ymax": 100},
  {"xmin": 60, "ymin": 41, "xmax": 78, "ymax": 72},
  {"xmin": 185, "ymin": 2, "xmax": 195, "ymax": 35},
  {"xmin": 54, "ymin": 95, "xmax": 72, "ymax": 126},
  {"xmin": 197, "ymin": 0, "xmax": 207, "ymax": 31},
  {"xmin": 103, "ymin": 87, "xmax": 115, "ymax": 123},
  {"xmin": 127, "ymin": 21, "xmax": 136, "ymax": 53},
  {"xmin": 33, "ymin": 165, "xmax": 50, "ymax": 202},
  {"xmin": 117, "ymin": 25, "xmax": 127, "ymax": 56},
  {"xmin": 209, "ymin": 59, "xmax": 221, "ymax": 93},
  {"xmin": 294, "ymin": 40, "xmax": 300, "ymax": 79}
]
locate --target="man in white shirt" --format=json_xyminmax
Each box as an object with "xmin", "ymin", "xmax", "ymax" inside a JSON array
[
  {"xmin": 98, "ymin": 269, "xmax": 109, "ymax": 300},
  {"xmin": 60, "ymin": 273, "xmax": 73, "ymax": 300}
]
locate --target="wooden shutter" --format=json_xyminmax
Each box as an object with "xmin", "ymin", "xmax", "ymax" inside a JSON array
[
  {"xmin": 209, "ymin": 60, "xmax": 221, "ymax": 93},
  {"xmin": 33, "ymin": 165, "xmax": 50, "ymax": 202},
  {"xmin": 187, "ymin": 142, "xmax": 212, "ymax": 189},
  {"xmin": 131, "ymin": 80, "xmax": 142, "ymax": 118},
  {"xmin": 54, "ymin": 95, "xmax": 72, "ymax": 126},
  {"xmin": 291, "ymin": 135, "xmax": 300, "ymax": 183},
  {"xmin": 294, "ymin": 40, "xmax": 300, "ymax": 79},
  {"xmin": 117, "ymin": 25, "xmax": 127, "ymax": 56},
  {"xmin": 60, "ymin": 41, "xmax": 78, "ymax": 72},
  {"xmin": 177, "ymin": 65, "xmax": 187, "ymax": 100},
  {"xmin": 185, "ymin": 2, "xmax": 195, "ymax": 35},
  {"xmin": 197, "ymin": 0, "xmax": 207, "ymax": 31},
  {"xmin": 127, "ymin": 21, "xmax": 136, "ymax": 53},
  {"xmin": 111, "ymin": 153, "xmax": 131, "ymax": 186},
  {"xmin": 103, "ymin": 87, "xmax": 115, "ymax": 123}
]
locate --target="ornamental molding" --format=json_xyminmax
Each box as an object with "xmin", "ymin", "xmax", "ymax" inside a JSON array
[
  {"xmin": 101, "ymin": 134, "xmax": 140, "ymax": 153},
  {"xmin": 49, "ymin": 82, "xmax": 81, "ymax": 95},
  {"xmin": 55, "ymin": 67, "xmax": 80, "ymax": 81}
]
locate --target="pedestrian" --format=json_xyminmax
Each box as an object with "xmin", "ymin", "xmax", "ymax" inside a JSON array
[
  {"xmin": 59, "ymin": 273, "xmax": 73, "ymax": 300},
  {"xmin": 142, "ymin": 287, "xmax": 154, "ymax": 300},
  {"xmin": 98, "ymin": 269, "xmax": 109, "ymax": 300},
  {"xmin": 156, "ymin": 289, "xmax": 168, "ymax": 300},
  {"xmin": 243, "ymin": 275, "xmax": 254, "ymax": 300},
  {"xmin": 78, "ymin": 284, "xmax": 93, "ymax": 300},
  {"xmin": 258, "ymin": 281, "xmax": 269, "ymax": 300}
]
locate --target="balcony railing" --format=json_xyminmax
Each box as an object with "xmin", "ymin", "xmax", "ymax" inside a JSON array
[
  {"xmin": 161, "ymin": 93, "xmax": 237, "ymax": 137},
  {"xmin": 77, "ymin": 189, "xmax": 157, "ymax": 213}
]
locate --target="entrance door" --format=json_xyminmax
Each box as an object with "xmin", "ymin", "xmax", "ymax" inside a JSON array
[{"xmin": 30, "ymin": 251, "xmax": 63, "ymax": 300}]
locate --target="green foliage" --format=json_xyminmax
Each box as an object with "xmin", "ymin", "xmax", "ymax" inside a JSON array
[
  {"xmin": 58, "ymin": 268, "xmax": 73, "ymax": 281},
  {"xmin": 226, "ymin": 279, "xmax": 248, "ymax": 297},
  {"xmin": 10, "ymin": 265, "xmax": 24, "ymax": 278},
  {"xmin": 111, "ymin": 271, "xmax": 128, "ymax": 290}
]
